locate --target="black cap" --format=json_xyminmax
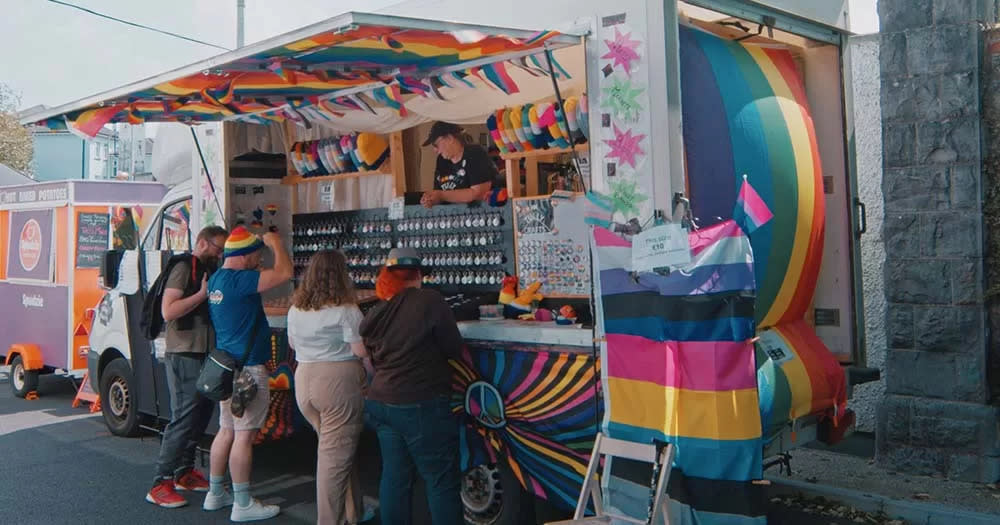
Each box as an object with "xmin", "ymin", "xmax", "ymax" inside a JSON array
[{"xmin": 423, "ymin": 121, "xmax": 463, "ymax": 147}]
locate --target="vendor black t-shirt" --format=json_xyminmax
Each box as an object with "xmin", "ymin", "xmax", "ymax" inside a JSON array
[{"xmin": 434, "ymin": 144, "xmax": 497, "ymax": 191}]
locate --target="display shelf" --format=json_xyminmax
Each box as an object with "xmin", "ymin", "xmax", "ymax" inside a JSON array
[
  {"xmin": 499, "ymin": 143, "xmax": 589, "ymax": 160},
  {"xmin": 281, "ymin": 169, "xmax": 390, "ymax": 186},
  {"xmin": 502, "ymin": 143, "xmax": 589, "ymax": 197}
]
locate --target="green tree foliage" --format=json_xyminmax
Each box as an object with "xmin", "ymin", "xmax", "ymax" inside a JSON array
[{"xmin": 0, "ymin": 84, "xmax": 33, "ymax": 174}]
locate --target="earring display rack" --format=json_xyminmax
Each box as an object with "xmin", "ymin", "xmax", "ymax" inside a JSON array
[{"xmin": 292, "ymin": 202, "xmax": 515, "ymax": 293}]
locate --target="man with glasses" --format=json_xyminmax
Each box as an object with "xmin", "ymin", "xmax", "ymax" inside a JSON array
[
  {"xmin": 146, "ymin": 225, "xmax": 228, "ymax": 508},
  {"xmin": 420, "ymin": 121, "xmax": 498, "ymax": 208}
]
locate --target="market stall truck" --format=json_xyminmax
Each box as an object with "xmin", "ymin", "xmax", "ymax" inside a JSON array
[
  {"xmin": 21, "ymin": 2, "xmax": 880, "ymax": 523},
  {"xmin": 0, "ymin": 180, "xmax": 165, "ymax": 399}
]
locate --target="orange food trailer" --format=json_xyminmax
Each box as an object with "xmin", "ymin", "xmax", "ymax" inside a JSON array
[{"xmin": 1, "ymin": 180, "xmax": 165, "ymax": 397}]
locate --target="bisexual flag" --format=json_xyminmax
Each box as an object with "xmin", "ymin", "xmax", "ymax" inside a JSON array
[{"xmin": 733, "ymin": 176, "xmax": 773, "ymax": 234}]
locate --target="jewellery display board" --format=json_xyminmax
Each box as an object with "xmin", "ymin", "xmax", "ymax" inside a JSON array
[
  {"xmin": 512, "ymin": 195, "xmax": 592, "ymax": 298},
  {"xmin": 292, "ymin": 202, "xmax": 515, "ymax": 292}
]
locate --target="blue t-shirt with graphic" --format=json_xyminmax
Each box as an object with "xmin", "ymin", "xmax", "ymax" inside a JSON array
[{"xmin": 208, "ymin": 269, "xmax": 271, "ymax": 366}]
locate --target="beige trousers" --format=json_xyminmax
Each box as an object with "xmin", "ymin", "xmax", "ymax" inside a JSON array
[{"xmin": 295, "ymin": 360, "xmax": 366, "ymax": 525}]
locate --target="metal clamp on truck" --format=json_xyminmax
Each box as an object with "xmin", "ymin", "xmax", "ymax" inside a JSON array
[{"xmin": 20, "ymin": 2, "xmax": 879, "ymax": 523}]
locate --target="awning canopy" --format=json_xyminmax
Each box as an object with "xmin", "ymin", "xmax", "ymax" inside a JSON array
[{"xmin": 21, "ymin": 12, "xmax": 581, "ymax": 138}]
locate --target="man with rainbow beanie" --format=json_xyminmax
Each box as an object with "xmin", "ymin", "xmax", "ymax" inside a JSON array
[{"xmin": 204, "ymin": 226, "xmax": 292, "ymax": 522}]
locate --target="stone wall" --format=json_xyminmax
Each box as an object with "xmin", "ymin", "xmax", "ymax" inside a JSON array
[
  {"xmin": 876, "ymin": 0, "xmax": 1000, "ymax": 482},
  {"xmin": 848, "ymin": 34, "xmax": 886, "ymax": 433}
]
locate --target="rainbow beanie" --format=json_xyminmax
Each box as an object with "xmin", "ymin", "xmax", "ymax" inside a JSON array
[{"xmin": 224, "ymin": 226, "xmax": 264, "ymax": 258}]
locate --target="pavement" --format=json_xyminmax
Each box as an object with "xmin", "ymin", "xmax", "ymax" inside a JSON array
[
  {"xmin": 3, "ymin": 365, "xmax": 994, "ymax": 524},
  {"xmin": 782, "ymin": 439, "xmax": 1000, "ymax": 517},
  {"xmin": 0, "ymin": 367, "xmax": 345, "ymax": 525}
]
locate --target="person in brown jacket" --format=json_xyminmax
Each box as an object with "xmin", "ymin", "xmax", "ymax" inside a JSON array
[{"xmin": 359, "ymin": 247, "xmax": 464, "ymax": 525}]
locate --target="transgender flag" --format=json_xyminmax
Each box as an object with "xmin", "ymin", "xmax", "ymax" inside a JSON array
[
  {"xmin": 593, "ymin": 220, "xmax": 766, "ymax": 524},
  {"xmin": 733, "ymin": 176, "xmax": 773, "ymax": 235}
]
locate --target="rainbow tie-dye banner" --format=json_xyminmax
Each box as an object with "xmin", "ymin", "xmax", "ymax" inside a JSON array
[
  {"xmin": 450, "ymin": 344, "xmax": 601, "ymax": 510},
  {"xmin": 593, "ymin": 220, "xmax": 766, "ymax": 524}
]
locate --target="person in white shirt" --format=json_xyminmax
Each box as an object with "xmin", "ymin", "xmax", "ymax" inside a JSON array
[{"xmin": 287, "ymin": 250, "xmax": 371, "ymax": 525}]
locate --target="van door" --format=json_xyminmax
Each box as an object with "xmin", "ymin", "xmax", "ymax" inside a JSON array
[
  {"xmin": 132, "ymin": 196, "xmax": 194, "ymax": 420},
  {"xmin": 681, "ymin": 1, "xmax": 864, "ymax": 364}
]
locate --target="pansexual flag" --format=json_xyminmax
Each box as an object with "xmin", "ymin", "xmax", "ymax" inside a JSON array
[
  {"xmin": 733, "ymin": 176, "xmax": 773, "ymax": 235},
  {"xmin": 593, "ymin": 220, "xmax": 766, "ymax": 524}
]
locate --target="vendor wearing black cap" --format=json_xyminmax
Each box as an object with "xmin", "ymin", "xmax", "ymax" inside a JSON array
[{"xmin": 420, "ymin": 121, "xmax": 498, "ymax": 208}]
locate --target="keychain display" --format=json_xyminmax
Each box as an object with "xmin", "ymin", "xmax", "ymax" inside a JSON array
[{"xmin": 293, "ymin": 204, "xmax": 514, "ymax": 290}]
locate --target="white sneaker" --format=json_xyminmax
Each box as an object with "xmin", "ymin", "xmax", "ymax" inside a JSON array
[
  {"xmin": 359, "ymin": 501, "xmax": 377, "ymax": 523},
  {"xmin": 230, "ymin": 498, "xmax": 280, "ymax": 522},
  {"xmin": 203, "ymin": 490, "xmax": 234, "ymax": 511},
  {"xmin": 349, "ymin": 498, "xmax": 378, "ymax": 523}
]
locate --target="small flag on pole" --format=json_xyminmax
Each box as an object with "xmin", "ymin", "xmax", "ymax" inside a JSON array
[{"xmin": 733, "ymin": 174, "xmax": 773, "ymax": 234}]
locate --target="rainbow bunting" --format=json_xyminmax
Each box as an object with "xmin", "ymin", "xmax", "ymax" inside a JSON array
[
  {"xmin": 397, "ymin": 75, "xmax": 431, "ymax": 96},
  {"xmin": 593, "ymin": 220, "xmax": 765, "ymax": 524},
  {"xmin": 530, "ymin": 53, "xmax": 571, "ymax": 80},
  {"xmin": 451, "ymin": 71, "xmax": 476, "ymax": 88},
  {"xmin": 371, "ymin": 85, "xmax": 407, "ymax": 117},
  {"xmin": 481, "ymin": 62, "xmax": 520, "ymax": 95},
  {"xmin": 267, "ymin": 59, "xmax": 296, "ymax": 84},
  {"xmin": 125, "ymin": 105, "xmax": 145, "ymax": 125},
  {"xmin": 64, "ymin": 104, "xmax": 126, "ymax": 138},
  {"xmin": 523, "ymin": 30, "xmax": 561, "ymax": 46}
]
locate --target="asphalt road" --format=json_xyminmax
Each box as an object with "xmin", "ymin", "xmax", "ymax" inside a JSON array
[
  {"xmin": 0, "ymin": 368, "xmax": 343, "ymax": 525},
  {"xmin": 0, "ymin": 367, "xmax": 883, "ymax": 525}
]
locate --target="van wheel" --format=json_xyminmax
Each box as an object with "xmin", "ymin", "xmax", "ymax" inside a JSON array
[
  {"xmin": 10, "ymin": 355, "xmax": 39, "ymax": 398},
  {"xmin": 462, "ymin": 462, "xmax": 534, "ymax": 525},
  {"xmin": 99, "ymin": 358, "xmax": 140, "ymax": 437}
]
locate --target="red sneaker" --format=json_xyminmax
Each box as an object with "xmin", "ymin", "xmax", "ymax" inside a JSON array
[
  {"xmin": 175, "ymin": 469, "xmax": 210, "ymax": 492},
  {"xmin": 146, "ymin": 480, "xmax": 188, "ymax": 508}
]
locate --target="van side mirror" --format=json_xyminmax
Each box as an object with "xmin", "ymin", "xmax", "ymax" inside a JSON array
[{"xmin": 99, "ymin": 250, "xmax": 123, "ymax": 290}]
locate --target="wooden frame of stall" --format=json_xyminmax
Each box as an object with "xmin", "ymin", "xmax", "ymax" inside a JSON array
[{"xmin": 502, "ymin": 144, "xmax": 588, "ymax": 198}]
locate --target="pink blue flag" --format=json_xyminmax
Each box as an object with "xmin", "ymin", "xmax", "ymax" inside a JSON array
[{"xmin": 733, "ymin": 176, "xmax": 773, "ymax": 234}]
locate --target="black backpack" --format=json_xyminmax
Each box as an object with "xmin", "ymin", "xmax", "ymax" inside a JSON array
[{"xmin": 139, "ymin": 253, "xmax": 200, "ymax": 340}]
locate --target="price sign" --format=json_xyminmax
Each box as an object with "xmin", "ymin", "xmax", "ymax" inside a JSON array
[
  {"xmin": 388, "ymin": 196, "xmax": 405, "ymax": 220},
  {"xmin": 631, "ymin": 223, "xmax": 691, "ymax": 272},
  {"xmin": 76, "ymin": 212, "xmax": 110, "ymax": 269}
]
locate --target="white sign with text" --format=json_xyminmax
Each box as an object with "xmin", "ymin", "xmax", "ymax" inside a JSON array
[{"xmin": 631, "ymin": 223, "xmax": 691, "ymax": 272}]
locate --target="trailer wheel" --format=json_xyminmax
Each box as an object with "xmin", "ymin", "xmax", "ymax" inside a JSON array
[
  {"xmin": 9, "ymin": 355, "xmax": 39, "ymax": 399},
  {"xmin": 462, "ymin": 462, "xmax": 534, "ymax": 525},
  {"xmin": 99, "ymin": 358, "xmax": 140, "ymax": 437}
]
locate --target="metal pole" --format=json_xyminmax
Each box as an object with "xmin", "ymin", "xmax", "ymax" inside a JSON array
[
  {"xmin": 236, "ymin": 0, "xmax": 245, "ymax": 48},
  {"xmin": 542, "ymin": 44, "xmax": 587, "ymax": 193},
  {"xmin": 190, "ymin": 128, "xmax": 227, "ymax": 228}
]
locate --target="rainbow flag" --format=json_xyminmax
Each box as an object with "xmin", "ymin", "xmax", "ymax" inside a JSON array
[
  {"xmin": 593, "ymin": 220, "xmax": 765, "ymax": 524},
  {"xmin": 756, "ymin": 320, "xmax": 847, "ymax": 442},
  {"xmin": 678, "ymin": 26, "xmax": 825, "ymax": 328},
  {"xmin": 733, "ymin": 177, "xmax": 773, "ymax": 235}
]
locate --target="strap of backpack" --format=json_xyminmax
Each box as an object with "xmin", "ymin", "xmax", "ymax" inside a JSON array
[{"xmin": 236, "ymin": 313, "xmax": 264, "ymax": 370}]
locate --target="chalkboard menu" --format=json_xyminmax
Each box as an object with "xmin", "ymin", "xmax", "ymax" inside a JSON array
[
  {"xmin": 513, "ymin": 195, "xmax": 592, "ymax": 298},
  {"xmin": 76, "ymin": 212, "xmax": 110, "ymax": 268}
]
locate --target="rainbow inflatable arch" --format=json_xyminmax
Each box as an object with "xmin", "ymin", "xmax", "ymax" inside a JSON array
[{"xmin": 679, "ymin": 26, "xmax": 825, "ymax": 328}]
